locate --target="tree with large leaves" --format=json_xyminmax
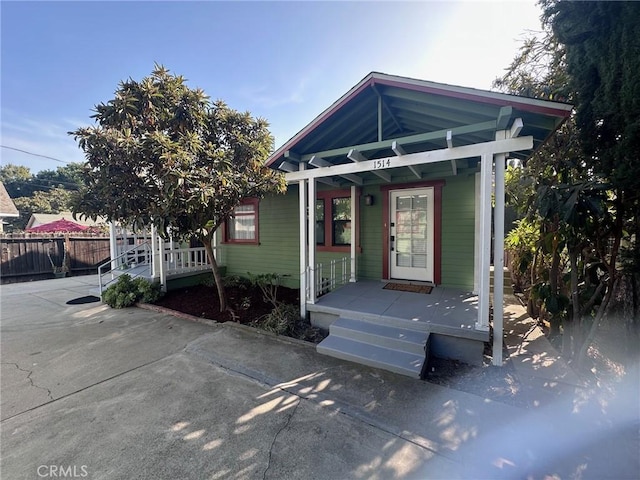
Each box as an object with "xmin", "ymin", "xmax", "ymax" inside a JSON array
[
  {"xmin": 544, "ymin": 0, "xmax": 640, "ymax": 362},
  {"xmin": 495, "ymin": 21, "xmax": 612, "ymax": 362},
  {"xmin": 70, "ymin": 65, "xmax": 286, "ymax": 311}
]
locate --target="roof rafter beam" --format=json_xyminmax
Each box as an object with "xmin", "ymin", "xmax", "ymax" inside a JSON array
[
  {"xmin": 387, "ymin": 99, "xmax": 489, "ymax": 124},
  {"xmin": 278, "ymin": 161, "xmax": 297, "ymax": 172},
  {"xmin": 309, "ymin": 155, "xmax": 364, "ymax": 185},
  {"xmin": 285, "ymin": 136, "xmax": 533, "ymax": 183},
  {"xmin": 496, "ymin": 106, "xmax": 513, "ymax": 130},
  {"xmin": 372, "ymin": 84, "xmax": 404, "ymax": 135},
  {"xmin": 392, "ymin": 141, "xmax": 422, "ymax": 179},
  {"xmin": 348, "ymin": 149, "xmax": 391, "ymax": 182},
  {"xmin": 301, "ymin": 120, "xmax": 498, "ymax": 162},
  {"xmin": 382, "ymin": 87, "xmax": 500, "ymax": 117},
  {"xmin": 301, "ymin": 99, "xmax": 374, "ymax": 152},
  {"xmin": 510, "ymin": 118, "xmax": 523, "ymax": 138}
]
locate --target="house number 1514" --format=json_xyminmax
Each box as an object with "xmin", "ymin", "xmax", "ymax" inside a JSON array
[{"xmin": 372, "ymin": 158, "xmax": 390, "ymax": 169}]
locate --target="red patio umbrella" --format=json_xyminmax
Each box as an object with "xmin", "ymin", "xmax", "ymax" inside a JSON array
[{"xmin": 26, "ymin": 218, "xmax": 89, "ymax": 233}]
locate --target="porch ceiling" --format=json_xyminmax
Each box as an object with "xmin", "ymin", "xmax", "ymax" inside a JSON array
[{"xmin": 268, "ymin": 72, "xmax": 572, "ymax": 184}]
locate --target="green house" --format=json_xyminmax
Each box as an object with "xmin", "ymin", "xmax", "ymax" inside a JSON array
[{"xmin": 108, "ymin": 72, "xmax": 571, "ymax": 376}]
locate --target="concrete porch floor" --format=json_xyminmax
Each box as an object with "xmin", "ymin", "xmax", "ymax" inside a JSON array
[{"xmin": 309, "ymin": 280, "xmax": 487, "ymax": 341}]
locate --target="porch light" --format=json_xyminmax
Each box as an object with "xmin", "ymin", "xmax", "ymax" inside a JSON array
[{"xmin": 364, "ymin": 194, "xmax": 374, "ymax": 206}]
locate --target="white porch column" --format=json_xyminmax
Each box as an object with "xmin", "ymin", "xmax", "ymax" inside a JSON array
[
  {"xmin": 350, "ymin": 185, "xmax": 357, "ymax": 282},
  {"xmin": 150, "ymin": 225, "xmax": 158, "ymax": 279},
  {"xmin": 308, "ymin": 176, "xmax": 316, "ymax": 304},
  {"xmin": 298, "ymin": 163, "xmax": 308, "ymax": 318},
  {"xmin": 476, "ymin": 153, "xmax": 492, "ymax": 331},
  {"xmin": 158, "ymin": 235, "xmax": 166, "ymax": 292},
  {"xmin": 473, "ymin": 173, "xmax": 480, "ymax": 294},
  {"xmin": 492, "ymin": 131, "xmax": 507, "ymax": 366},
  {"xmin": 109, "ymin": 222, "xmax": 118, "ymax": 270}
]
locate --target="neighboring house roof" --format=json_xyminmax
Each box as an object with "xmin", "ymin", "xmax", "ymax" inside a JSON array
[
  {"xmin": 0, "ymin": 183, "xmax": 19, "ymax": 218},
  {"xmin": 26, "ymin": 218, "xmax": 89, "ymax": 233},
  {"xmin": 26, "ymin": 212, "xmax": 107, "ymax": 230},
  {"xmin": 266, "ymin": 71, "xmax": 573, "ymax": 169}
]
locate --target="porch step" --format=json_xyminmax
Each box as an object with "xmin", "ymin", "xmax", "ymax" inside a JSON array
[
  {"xmin": 317, "ymin": 317, "xmax": 430, "ymax": 378},
  {"xmin": 329, "ymin": 317, "xmax": 428, "ymax": 355}
]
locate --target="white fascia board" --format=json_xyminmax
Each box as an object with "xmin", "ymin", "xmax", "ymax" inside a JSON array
[{"xmin": 284, "ymin": 136, "xmax": 533, "ymax": 183}]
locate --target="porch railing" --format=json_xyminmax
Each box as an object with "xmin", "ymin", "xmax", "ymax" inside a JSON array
[
  {"xmin": 164, "ymin": 246, "xmax": 210, "ymax": 274},
  {"xmin": 308, "ymin": 256, "xmax": 350, "ymax": 301}
]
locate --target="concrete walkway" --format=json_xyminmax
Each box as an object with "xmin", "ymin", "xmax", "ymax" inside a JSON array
[{"xmin": 1, "ymin": 276, "xmax": 638, "ymax": 479}]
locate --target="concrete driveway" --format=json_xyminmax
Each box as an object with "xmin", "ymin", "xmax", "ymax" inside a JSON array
[{"xmin": 1, "ymin": 276, "xmax": 638, "ymax": 479}]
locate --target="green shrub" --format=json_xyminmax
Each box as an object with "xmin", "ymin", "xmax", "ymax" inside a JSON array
[
  {"xmin": 247, "ymin": 272, "xmax": 281, "ymax": 306},
  {"xmin": 222, "ymin": 274, "xmax": 252, "ymax": 290},
  {"xmin": 103, "ymin": 274, "xmax": 164, "ymax": 309}
]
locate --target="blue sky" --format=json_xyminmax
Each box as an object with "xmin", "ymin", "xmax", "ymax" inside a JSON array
[{"xmin": 1, "ymin": 1, "xmax": 543, "ymax": 174}]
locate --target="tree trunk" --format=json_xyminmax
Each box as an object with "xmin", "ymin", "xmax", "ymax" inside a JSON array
[
  {"xmin": 201, "ymin": 232, "xmax": 228, "ymax": 313},
  {"xmin": 563, "ymin": 247, "xmax": 581, "ymax": 358},
  {"xmin": 576, "ymin": 280, "xmax": 614, "ymax": 369},
  {"xmin": 549, "ymin": 232, "xmax": 562, "ymax": 336}
]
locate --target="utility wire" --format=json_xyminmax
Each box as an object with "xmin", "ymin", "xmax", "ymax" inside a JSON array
[{"xmin": 1, "ymin": 145, "xmax": 70, "ymax": 164}]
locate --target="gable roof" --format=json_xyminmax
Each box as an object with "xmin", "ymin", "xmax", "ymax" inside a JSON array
[
  {"xmin": 0, "ymin": 183, "xmax": 19, "ymax": 217},
  {"xmin": 266, "ymin": 72, "xmax": 572, "ymax": 169},
  {"xmin": 26, "ymin": 212, "xmax": 107, "ymax": 230}
]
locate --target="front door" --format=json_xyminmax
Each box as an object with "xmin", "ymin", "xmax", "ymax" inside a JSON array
[{"xmin": 390, "ymin": 188, "xmax": 434, "ymax": 282}]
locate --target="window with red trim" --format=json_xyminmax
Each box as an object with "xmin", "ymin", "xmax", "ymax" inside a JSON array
[
  {"xmin": 315, "ymin": 190, "xmax": 359, "ymax": 252},
  {"xmin": 224, "ymin": 198, "xmax": 259, "ymax": 244}
]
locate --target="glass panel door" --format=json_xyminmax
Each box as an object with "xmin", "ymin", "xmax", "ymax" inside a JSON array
[{"xmin": 390, "ymin": 188, "xmax": 434, "ymax": 281}]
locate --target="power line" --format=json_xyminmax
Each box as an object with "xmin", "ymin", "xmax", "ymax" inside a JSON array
[{"xmin": 1, "ymin": 145, "xmax": 70, "ymax": 164}]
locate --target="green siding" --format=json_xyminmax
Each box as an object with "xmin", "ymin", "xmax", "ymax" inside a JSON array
[
  {"xmin": 219, "ymin": 172, "xmax": 476, "ymax": 292},
  {"xmin": 440, "ymin": 175, "xmax": 476, "ymax": 289},
  {"xmin": 221, "ymin": 187, "xmax": 300, "ymax": 289}
]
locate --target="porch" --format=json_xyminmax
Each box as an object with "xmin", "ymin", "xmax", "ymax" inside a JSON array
[{"xmin": 311, "ymin": 281, "xmax": 489, "ymax": 378}]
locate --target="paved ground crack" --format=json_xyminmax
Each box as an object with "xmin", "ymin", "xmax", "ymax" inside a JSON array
[
  {"xmin": 262, "ymin": 399, "xmax": 300, "ymax": 480},
  {"xmin": 2, "ymin": 362, "xmax": 54, "ymax": 401}
]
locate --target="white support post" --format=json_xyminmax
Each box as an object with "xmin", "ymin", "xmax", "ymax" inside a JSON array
[
  {"xmin": 476, "ymin": 153, "xmax": 492, "ymax": 331},
  {"xmin": 308, "ymin": 176, "xmax": 316, "ymax": 304},
  {"xmin": 109, "ymin": 222, "xmax": 118, "ymax": 270},
  {"xmin": 158, "ymin": 235, "xmax": 166, "ymax": 292},
  {"xmin": 298, "ymin": 164, "xmax": 308, "ymax": 318},
  {"xmin": 150, "ymin": 225, "xmax": 158, "ymax": 279},
  {"xmin": 473, "ymin": 173, "xmax": 480, "ymax": 294},
  {"xmin": 492, "ymin": 131, "xmax": 507, "ymax": 366},
  {"xmin": 350, "ymin": 185, "xmax": 357, "ymax": 282}
]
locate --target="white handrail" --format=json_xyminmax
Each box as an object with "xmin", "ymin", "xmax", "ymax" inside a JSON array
[{"xmin": 98, "ymin": 242, "xmax": 152, "ymax": 295}]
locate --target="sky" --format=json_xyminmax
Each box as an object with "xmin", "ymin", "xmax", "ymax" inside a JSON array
[{"xmin": 0, "ymin": 1, "xmax": 545, "ymax": 174}]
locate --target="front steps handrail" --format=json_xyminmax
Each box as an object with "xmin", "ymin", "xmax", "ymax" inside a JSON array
[{"xmin": 98, "ymin": 241, "xmax": 152, "ymax": 295}]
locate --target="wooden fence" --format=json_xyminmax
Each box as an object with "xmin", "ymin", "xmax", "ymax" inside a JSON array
[{"xmin": 0, "ymin": 234, "xmax": 110, "ymax": 283}]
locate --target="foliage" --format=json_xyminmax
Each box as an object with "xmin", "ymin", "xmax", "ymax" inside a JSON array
[
  {"xmin": 102, "ymin": 274, "xmax": 163, "ymax": 309},
  {"xmin": 221, "ymin": 274, "xmax": 252, "ymax": 290},
  {"xmin": 494, "ymin": 9, "xmax": 636, "ymax": 363},
  {"xmin": 12, "ymin": 187, "xmax": 74, "ymax": 230},
  {"xmin": 69, "ymin": 65, "xmax": 287, "ymax": 312},
  {"xmin": 0, "ymin": 163, "xmax": 85, "ymax": 199},
  {"xmin": 253, "ymin": 302, "xmax": 300, "ymax": 336},
  {"xmin": 0, "ymin": 164, "xmax": 33, "ymax": 198},
  {"xmin": 247, "ymin": 272, "xmax": 281, "ymax": 307},
  {"xmin": 541, "ymin": 0, "xmax": 640, "ymax": 363},
  {"xmin": 545, "ymin": 1, "xmax": 640, "ymax": 198}
]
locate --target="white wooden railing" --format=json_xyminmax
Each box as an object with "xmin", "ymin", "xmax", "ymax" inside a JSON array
[
  {"xmin": 164, "ymin": 246, "xmax": 210, "ymax": 274},
  {"xmin": 307, "ymin": 256, "xmax": 350, "ymax": 301}
]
